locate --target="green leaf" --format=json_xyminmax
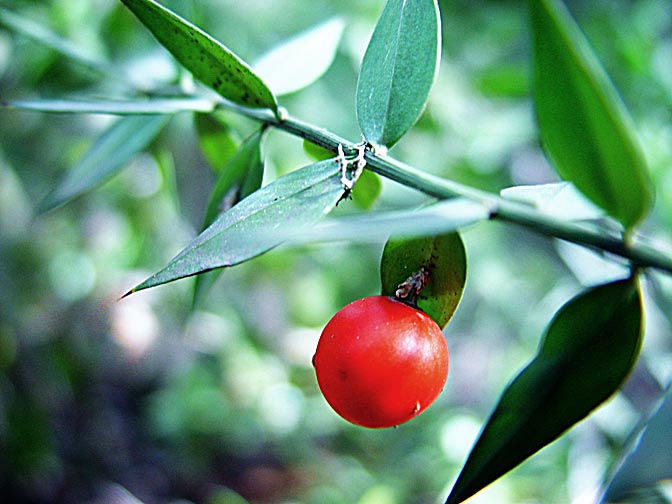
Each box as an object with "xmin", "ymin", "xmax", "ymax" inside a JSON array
[
  {"xmin": 351, "ymin": 169, "xmax": 382, "ymax": 210},
  {"xmin": 192, "ymin": 129, "xmax": 264, "ymax": 307},
  {"xmin": 253, "ymin": 17, "xmax": 345, "ymax": 96},
  {"xmin": 500, "ymin": 182, "xmax": 604, "ymax": 221},
  {"xmin": 194, "ymin": 113, "xmax": 241, "ymax": 174},
  {"xmin": 279, "ymin": 198, "xmax": 488, "ymax": 244},
  {"xmin": 119, "ymin": 0, "xmax": 278, "ymax": 114},
  {"xmin": 0, "ymin": 6, "xmax": 116, "ymax": 80},
  {"xmin": 381, "ymin": 233, "xmax": 466, "ymax": 329},
  {"xmin": 201, "ymin": 129, "xmax": 264, "ymax": 229},
  {"xmin": 303, "ymin": 139, "xmax": 334, "ymax": 161},
  {"xmin": 531, "ymin": 0, "xmax": 653, "ymax": 229},
  {"xmin": 3, "ymin": 97, "xmax": 216, "ymax": 115},
  {"xmin": 356, "ymin": 0, "xmax": 441, "ymax": 148},
  {"xmin": 125, "ymin": 159, "xmax": 344, "ymax": 295},
  {"xmin": 602, "ymin": 386, "xmax": 672, "ymax": 503},
  {"xmin": 40, "ymin": 115, "xmax": 170, "ymax": 213},
  {"xmin": 446, "ymin": 278, "xmax": 643, "ymax": 504}
]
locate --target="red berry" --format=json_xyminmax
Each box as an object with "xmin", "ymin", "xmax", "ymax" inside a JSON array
[{"xmin": 313, "ymin": 296, "xmax": 449, "ymax": 428}]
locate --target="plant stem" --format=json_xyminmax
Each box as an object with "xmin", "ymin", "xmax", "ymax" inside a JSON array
[{"xmin": 221, "ymin": 103, "xmax": 672, "ymax": 276}]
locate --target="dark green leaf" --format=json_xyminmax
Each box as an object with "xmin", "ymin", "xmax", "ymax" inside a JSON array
[
  {"xmin": 447, "ymin": 278, "xmax": 643, "ymax": 504},
  {"xmin": 120, "ymin": 0, "xmax": 278, "ymax": 114},
  {"xmin": 125, "ymin": 159, "xmax": 344, "ymax": 295},
  {"xmin": 3, "ymin": 97, "xmax": 216, "ymax": 115},
  {"xmin": 356, "ymin": 0, "xmax": 441, "ymax": 148},
  {"xmin": 602, "ymin": 386, "xmax": 672, "ymax": 503},
  {"xmin": 253, "ymin": 17, "xmax": 345, "ymax": 96},
  {"xmin": 531, "ymin": 0, "xmax": 653, "ymax": 229},
  {"xmin": 192, "ymin": 129, "xmax": 265, "ymax": 307},
  {"xmin": 194, "ymin": 113, "xmax": 241, "ymax": 174},
  {"xmin": 201, "ymin": 129, "xmax": 264, "ymax": 228},
  {"xmin": 381, "ymin": 233, "xmax": 466, "ymax": 329},
  {"xmin": 39, "ymin": 115, "xmax": 169, "ymax": 213}
]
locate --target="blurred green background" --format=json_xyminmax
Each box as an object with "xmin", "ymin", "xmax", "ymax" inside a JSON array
[{"xmin": 1, "ymin": 0, "xmax": 671, "ymax": 503}]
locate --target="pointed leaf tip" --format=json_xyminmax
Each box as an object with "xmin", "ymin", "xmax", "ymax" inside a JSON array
[
  {"xmin": 120, "ymin": 0, "xmax": 277, "ymax": 114},
  {"xmin": 447, "ymin": 278, "xmax": 643, "ymax": 503}
]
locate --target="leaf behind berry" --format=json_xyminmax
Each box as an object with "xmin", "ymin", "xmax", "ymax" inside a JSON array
[{"xmin": 380, "ymin": 233, "xmax": 467, "ymax": 329}]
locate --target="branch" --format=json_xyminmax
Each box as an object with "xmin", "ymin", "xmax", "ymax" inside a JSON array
[{"xmin": 219, "ymin": 102, "xmax": 672, "ymax": 276}]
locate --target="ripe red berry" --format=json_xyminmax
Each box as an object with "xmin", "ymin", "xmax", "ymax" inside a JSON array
[{"xmin": 313, "ymin": 296, "xmax": 449, "ymax": 428}]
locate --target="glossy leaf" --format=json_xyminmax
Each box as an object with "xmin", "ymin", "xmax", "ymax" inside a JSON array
[
  {"xmin": 194, "ymin": 113, "xmax": 241, "ymax": 174},
  {"xmin": 253, "ymin": 17, "xmax": 345, "ymax": 96},
  {"xmin": 125, "ymin": 159, "xmax": 344, "ymax": 295},
  {"xmin": 381, "ymin": 233, "xmax": 467, "ymax": 329},
  {"xmin": 602, "ymin": 386, "xmax": 672, "ymax": 503},
  {"xmin": 3, "ymin": 97, "xmax": 216, "ymax": 115},
  {"xmin": 40, "ymin": 115, "xmax": 170, "ymax": 213},
  {"xmin": 446, "ymin": 278, "xmax": 643, "ymax": 504},
  {"xmin": 531, "ymin": 0, "xmax": 653, "ymax": 229},
  {"xmin": 356, "ymin": 0, "xmax": 441, "ymax": 148},
  {"xmin": 120, "ymin": 0, "xmax": 278, "ymax": 114}
]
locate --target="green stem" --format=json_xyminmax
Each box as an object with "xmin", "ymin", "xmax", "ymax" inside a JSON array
[{"xmin": 220, "ymin": 103, "xmax": 672, "ymax": 276}]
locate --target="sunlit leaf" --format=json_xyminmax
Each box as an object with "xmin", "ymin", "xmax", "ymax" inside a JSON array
[
  {"xmin": 40, "ymin": 115, "xmax": 170, "ymax": 213},
  {"xmin": 3, "ymin": 97, "xmax": 216, "ymax": 115},
  {"xmin": 602, "ymin": 386, "xmax": 672, "ymax": 503},
  {"xmin": 194, "ymin": 113, "xmax": 241, "ymax": 174},
  {"xmin": 280, "ymin": 198, "xmax": 488, "ymax": 244},
  {"xmin": 500, "ymin": 182, "xmax": 604, "ymax": 221},
  {"xmin": 120, "ymin": 0, "xmax": 278, "ymax": 114},
  {"xmin": 446, "ymin": 278, "xmax": 643, "ymax": 504},
  {"xmin": 381, "ymin": 233, "xmax": 467, "ymax": 329},
  {"xmin": 531, "ymin": 0, "xmax": 653, "ymax": 229},
  {"xmin": 356, "ymin": 0, "xmax": 441, "ymax": 148},
  {"xmin": 125, "ymin": 159, "xmax": 344, "ymax": 295},
  {"xmin": 253, "ymin": 17, "xmax": 345, "ymax": 96}
]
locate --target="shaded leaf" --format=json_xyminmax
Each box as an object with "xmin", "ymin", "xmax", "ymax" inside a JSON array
[
  {"xmin": 194, "ymin": 113, "xmax": 241, "ymax": 173},
  {"xmin": 3, "ymin": 97, "xmax": 216, "ymax": 115},
  {"xmin": 381, "ymin": 233, "xmax": 466, "ymax": 329},
  {"xmin": 0, "ymin": 6, "xmax": 116, "ymax": 79},
  {"xmin": 201, "ymin": 129, "xmax": 265, "ymax": 229},
  {"xmin": 446, "ymin": 278, "xmax": 643, "ymax": 504},
  {"xmin": 602, "ymin": 386, "xmax": 672, "ymax": 503},
  {"xmin": 40, "ymin": 115, "xmax": 170, "ymax": 213},
  {"xmin": 356, "ymin": 0, "xmax": 441, "ymax": 148},
  {"xmin": 253, "ymin": 17, "xmax": 345, "ymax": 96},
  {"xmin": 351, "ymin": 169, "xmax": 382, "ymax": 210},
  {"xmin": 120, "ymin": 0, "xmax": 277, "ymax": 114},
  {"xmin": 192, "ymin": 129, "xmax": 265, "ymax": 307},
  {"xmin": 303, "ymin": 139, "xmax": 334, "ymax": 161},
  {"xmin": 531, "ymin": 0, "xmax": 653, "ymax": 229},
  {"xmin": 125, "ymin": 159, "xmax": 344, "ymax": 295}
]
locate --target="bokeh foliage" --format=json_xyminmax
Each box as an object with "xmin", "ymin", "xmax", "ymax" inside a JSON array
[{"xmin": 1, "ymin": 1, "xmax": 671, "ymax": 503}]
